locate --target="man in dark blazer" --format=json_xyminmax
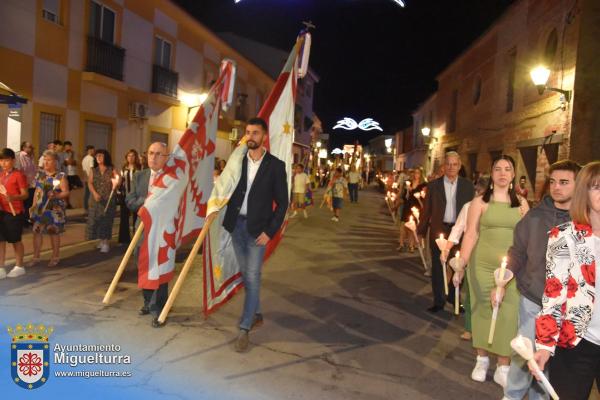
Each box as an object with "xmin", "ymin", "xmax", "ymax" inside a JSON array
[
  {"xmin": 223, "ymin": 117, "xmax": 288, "ymax": 352},
  {"xmin": 125, "ymin": 142, "xmax": 170, "ymax": 328},
  {"xmin": 417, "ymin": 152, "xmax": 474, "ymax": 313}
]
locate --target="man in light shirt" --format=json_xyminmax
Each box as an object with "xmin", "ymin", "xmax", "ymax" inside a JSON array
[
  {"xmin": 348, "ymin": 165, "xmax": 361, "ymax": 203},
  {"xmin": 81, "ymin": 145, "xmax": 95, "ymax": 211},
  {"xmin": 290, "ymin": 163, "xmax": 310, "ymax": 218},
  {"xmin": 417, "ymin": 151, "xmax": 474, "ymax": 313},
  {"xmin": 222, "ymin": 117, "xmax": 288, "ymax": 352}
]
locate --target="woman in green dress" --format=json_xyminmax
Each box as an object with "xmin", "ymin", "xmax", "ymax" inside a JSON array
[{"xmin": 458, "ymin": 155, "xmax": 529, "ymax": 388}]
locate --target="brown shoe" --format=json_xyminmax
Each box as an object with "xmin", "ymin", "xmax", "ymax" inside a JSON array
[
  {"xmin": 460, "ymin": 331, "xmax": 472, "ymax": 341},
  {"xmin": 234, "ymin": 329, "xmax": 249, "ymax": 352},
  {"xmin": 250, "ymin": 313, "xmax": 263, "ymax": 331}
]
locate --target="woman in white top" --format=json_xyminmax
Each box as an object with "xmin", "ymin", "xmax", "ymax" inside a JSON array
[{"xmin": 531, "ymin": 161, "xmax": 600, "ymax": 400}]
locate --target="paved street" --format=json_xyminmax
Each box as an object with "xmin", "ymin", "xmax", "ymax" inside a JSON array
[{"xmin": 0, "ymin": 188, "xmax": 535, "ymax": 399}]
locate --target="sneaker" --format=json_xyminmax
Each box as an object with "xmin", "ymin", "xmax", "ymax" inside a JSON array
[
  {"xmin": 493, "ymin": 365, "xmax": 510, "ymax": 388},
  {"xmin": 0, "ymin": 268, "xmax": 6, "ymax": 279},
  {"xmin": 100, "ymin": 243, "xmax": 110, "ymax": 253},
  {"xmin": 471, "ymin": 356, "xmax": 490, "ymax": 382},
  {"xmin": 7, "ymin": 266, "xmax": 26, "ymax": 278},
  {"xmin": 234, "ymin": 329, "xmax": 249, "ymax": 352},
  {"xmin": 423, "ymin": 270, "xmax": 432, "ymax": 277},
  {"xmin": 303, "ymin": 210, "xmax": 308, "ymax": 219},
  {"xmin": 331, "ymin": 216, "xmax": 339, "ymax": 222},
  {"xmin": 289, "ymin": 211, "xmax": 297, "ymax": 218}
]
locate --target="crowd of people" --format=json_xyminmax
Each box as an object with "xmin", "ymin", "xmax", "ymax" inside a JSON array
[
  {"xmin": 1, "ymin": 127, "xmax": 598, "ymax": 396},
  {"xmin": 392, "ymin": 151, "xmax": 598, "ymax": 400},
  {"xmin": 0, "ymin": 140, "xmax": 166, "ymax": 278}
]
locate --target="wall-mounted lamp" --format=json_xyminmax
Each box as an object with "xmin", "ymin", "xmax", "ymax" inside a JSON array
[
  {"xmin": 529, "ymin": 65, "xmax": 571, "ymax": 103},
  {"xmin": 316, "ymin": 141, "xmax": 322, "ymax": 148},
  {"xmin": 180, "ymin": 92, "xmax": 209, "ymax": 127},
  {"xmin": 421, "ymin": 127, "xmax": 431, "ymax": 137}
]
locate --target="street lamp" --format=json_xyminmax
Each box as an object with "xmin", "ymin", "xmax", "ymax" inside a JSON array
[
  {"xmin": 316, "ymin": 141, "xmax": 322, "ymax": 148},
  {"xmin": 421, "ymin": 127, "xmax": 431, "ymax": 137},
  {"xmin": 529, "ymin": 65, "xmax": 571, "ymax": 102}
]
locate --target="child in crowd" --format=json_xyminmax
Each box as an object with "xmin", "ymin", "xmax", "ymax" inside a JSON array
[{"xmin": 0, "ymin": 148, "xmax": 29, "ymax": 278}]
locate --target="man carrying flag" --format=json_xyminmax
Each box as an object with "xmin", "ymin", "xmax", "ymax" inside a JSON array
[{"xmin": 222, "ymin": 117, "xmax": 288, "ymax": 352}]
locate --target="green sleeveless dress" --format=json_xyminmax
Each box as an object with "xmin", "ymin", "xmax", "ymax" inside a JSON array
[{"xmin": 467, "ymin": 200, "xmax": 521, "ymax": 356}]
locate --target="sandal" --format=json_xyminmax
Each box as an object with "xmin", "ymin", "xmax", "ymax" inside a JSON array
[
  {"xmin": 27, "ymin": 258, "xmax": 41, "ymax": 267},
  {"xmin": 48, "ymin": 258, "xmax": 60, "ymax": 267}
]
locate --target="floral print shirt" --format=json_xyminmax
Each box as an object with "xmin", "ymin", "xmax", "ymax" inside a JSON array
[{"xmin": 536, "ymin": 221, "xmax": 597, "ymax": 354}]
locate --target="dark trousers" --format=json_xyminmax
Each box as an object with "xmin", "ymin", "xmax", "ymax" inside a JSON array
[
  {"xmin": 118, "ymin": 205, "xmax": 137, "ymax": 244},
  {"xmin": 142, "ymin": 283, "xmax": 169, "ymax": 317},
  {"xmin": 549, "ymin": 338, "xmax": 600, "ymax": 400},
  {"xmin": 24, "ymin": 188, "xmax": 35, "ymax": 222},
  {"xmin": 348, "ymin": 183, "xmax": 359, "ymax": 202},
  {"xmin": 84, "ymin": 185, "xmax": 90, "ymax": 210},
  {"xmin": 429, "ymin": 223, "xmax": 456, "ymax": 307}
]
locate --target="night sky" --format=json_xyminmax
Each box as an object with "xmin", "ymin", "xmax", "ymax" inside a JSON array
[{"xmin": 174, "ymin": 0, "xmax": 515, "ymax": 147}]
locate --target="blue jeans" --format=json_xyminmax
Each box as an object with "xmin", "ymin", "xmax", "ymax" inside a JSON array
[
  {"xmin": 505, "ymin": 296, "xmax": 550, "ymax": 400},
  {"xmin": 348, "ymin": 183, "xmax": 358, "ymax": 202},
  {"xmin": 230, "ymin": 216, "xmax": 266, "ymax": 331}
]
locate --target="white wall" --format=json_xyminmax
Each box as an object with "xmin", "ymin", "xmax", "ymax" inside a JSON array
[
  {"xmin": 80, "ymin": 82, "xmax": 117, "ymax": 118},
  {"xmin": 33, "ymin": 59, "xmax": 68, "ymax": 107},
  {"xmin": 68, "ymin": 0, "xmax": 85, "ymax": 70},
  {"xmin": 121, "ymin": 9, "xmax": 153, "ymax": 92},
  {"xmin": 0, "ymin": 0, "xmax": 36, "ymax": 56}
]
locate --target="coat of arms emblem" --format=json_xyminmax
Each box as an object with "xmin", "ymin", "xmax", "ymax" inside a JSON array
[{"xmin": 7, "ymin": 323, "xmax": 53, "ymax": 390}]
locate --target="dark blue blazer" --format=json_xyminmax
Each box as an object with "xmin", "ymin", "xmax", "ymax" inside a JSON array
[{"xmin": 223, "ymin": 151, "xmax": 288, "ymax": 238}]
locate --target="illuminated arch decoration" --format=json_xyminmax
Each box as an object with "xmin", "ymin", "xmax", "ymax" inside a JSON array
[{"xmin": 333, "ymin": 117, "xmax": 383, "ymax": 132}]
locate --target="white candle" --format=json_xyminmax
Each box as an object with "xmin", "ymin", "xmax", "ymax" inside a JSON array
[{"xmin": 499, "ymin": 256, "xmax": 508, "ymax": 280}]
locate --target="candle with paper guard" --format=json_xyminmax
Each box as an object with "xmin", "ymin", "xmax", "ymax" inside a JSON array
[
  {"xmin": 453, "ymin": 250, "xmax": 461, "ymax": 315},
  {"xmin": 439, "ymin": 233, "xmax": 448, "ymax": 295},
  {"xmin": 499, "ymin": 256, "xmax": 507, "ymax": 280},
  {"xmin": 488, "ymin": 255, "xmax": 509, "ymax": 344}
]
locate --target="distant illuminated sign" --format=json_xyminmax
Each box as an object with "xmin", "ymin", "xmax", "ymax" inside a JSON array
[{"xmin": 333, "ymin": 118, "xmax": 383, "ymax": 132}]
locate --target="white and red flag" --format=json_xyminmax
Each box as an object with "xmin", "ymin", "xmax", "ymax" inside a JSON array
[
  {"xmin": 137, "ymin": 60, "xmax": 236, "ymax": 290},
  {"xmin": 203, "ymin": 32, "xmax": 311, "ymax": 314}
]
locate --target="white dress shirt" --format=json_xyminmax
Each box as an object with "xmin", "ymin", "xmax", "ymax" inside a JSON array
[
  {"xmin": 239, "ymin": 150, "xmax": 265, "ymax": 216},
  {"xmin": 443, "ymin": 175, "xmax": 458, "ymax": 223},
  {"xmin": 448, "ymin": 201, "xmax": 471, "ymax": 244},
  {"xmin": 81, "ymin": 154, "xmax": 95, "ymax": 181}
]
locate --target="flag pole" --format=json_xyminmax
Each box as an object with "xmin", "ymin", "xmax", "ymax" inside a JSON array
[
  {"xmin": 157, "ymin": 212, "xmax": 217, "ymax": 324},
  {"xmin": 102, "ymin": 222, "xmax": 144, "ymax": 304}
]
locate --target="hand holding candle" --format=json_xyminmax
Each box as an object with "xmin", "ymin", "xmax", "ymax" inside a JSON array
[
  {"xmin": 104, "ymin": 172, "xmax": 121, "ymax": 213},
  {"xmin": 488, "ymin": 256, "xmax": 514, "ymax": 344},
  {"xmin": 411, "ymin": 206, "xmax": 420, "ymax": 223},
  {"xmin": 0, "ymin": 183, "xmax": 16, "ymax": 216},
  {"xmin": 449, "ymin": 251, "xmax": 466, "ymax": 315},
  {"xmin": 41, "ymin": 178, "xmax": 61, "ymax": 213},
  {"xmin": 405, "ymin": 216, "xmax": 428, "ymax": 272},
  {"xmin": 510, "ymin": 336, "xmax": 559, "ymax": 400},
  {"xmin": 435, "ymin": 234, "xmax": 449, "ymax": 296}
]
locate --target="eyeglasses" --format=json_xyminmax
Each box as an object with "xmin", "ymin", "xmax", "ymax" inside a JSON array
[{"xmin": 147, "ymin": 151, "xmax": 169, "ymax": 158}]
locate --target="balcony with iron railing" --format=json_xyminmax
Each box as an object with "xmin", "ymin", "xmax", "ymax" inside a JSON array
[
  {"xmin": 152, "ymin": 64, "xmax": 178, "ymax": 98},
  {"xmin": 86, "ymin": 36, "xmax": 125, "ymax": 81}
]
